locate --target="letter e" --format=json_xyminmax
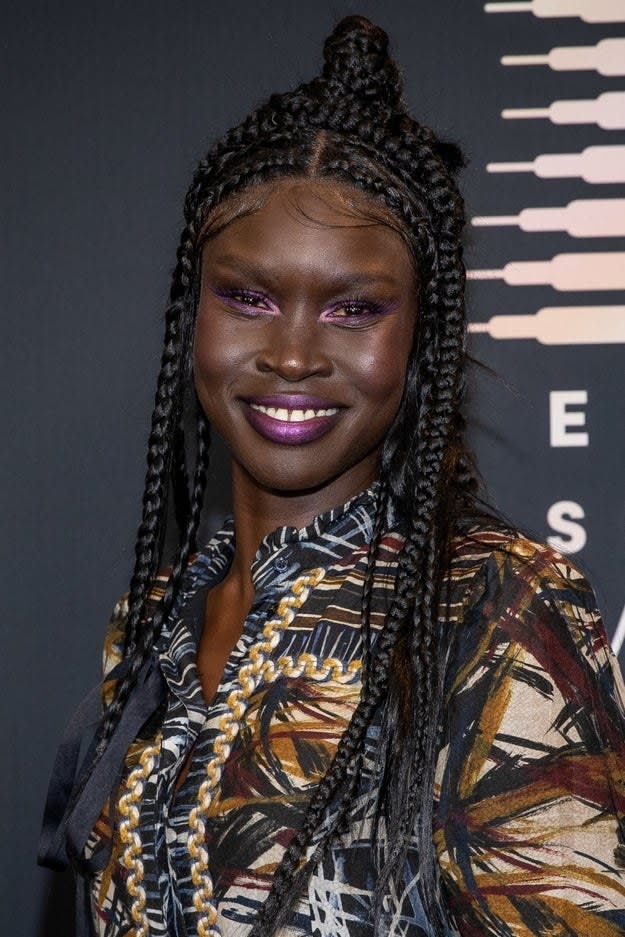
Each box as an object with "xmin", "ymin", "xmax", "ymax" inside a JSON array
[{"xmin": 550, "ymin": 390, "xmax": 588, "ymax": 447}]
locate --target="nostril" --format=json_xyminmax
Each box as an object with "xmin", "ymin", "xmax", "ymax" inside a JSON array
[{"xmin": 255, "ymin": 343, "xmax": 332, "ymax": 380}]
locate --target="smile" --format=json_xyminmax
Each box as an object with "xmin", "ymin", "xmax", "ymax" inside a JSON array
[
  {"xmin": 249, "ymin": 403, "xmax": 339, "ymax": 423},
  {"xmin": 242, "ymin": 396, "xmax": 342, "ymax": 445}
]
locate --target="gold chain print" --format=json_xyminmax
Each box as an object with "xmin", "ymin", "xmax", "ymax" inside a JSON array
[
  {"xmin": 118, "ymin": 737, "xmax": 162, "ymax": 937},
  {"xmin": 188, "ymin": 567, "xmax": 328, "ymax": 937},
  {"xmin": 116, "ymin": 566, "xmax": 363, "ymax": 937}
]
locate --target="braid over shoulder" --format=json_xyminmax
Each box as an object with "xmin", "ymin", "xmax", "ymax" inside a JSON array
[{"xmin": 90, "ymin": 14, "xmax": 478, "ymax": 936}]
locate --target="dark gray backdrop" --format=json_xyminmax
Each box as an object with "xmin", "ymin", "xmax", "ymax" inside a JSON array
[{"xmin": 3, "ymin": 2, "xmax": 624, "ymax": 935}]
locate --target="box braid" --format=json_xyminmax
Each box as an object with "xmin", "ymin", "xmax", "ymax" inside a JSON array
[
  {"xmin": 82, "ymin": 13, "xmax": 479, "ymax": 934},
  {"xmin": 242, "ymin": 21, "xmax": 469, "ymax": 937},
  {"xmin": 93, "ymin": 224, "xmax": 207, "ymax": 756}
]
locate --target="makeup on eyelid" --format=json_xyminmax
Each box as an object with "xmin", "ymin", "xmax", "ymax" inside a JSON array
[
  {"xmin": 193, "ymin": 178, "xmax": 418, "ymax": 501},
  {"xmin": 209, "ymin": 285, "xmax": 396, "ymax": 322}
]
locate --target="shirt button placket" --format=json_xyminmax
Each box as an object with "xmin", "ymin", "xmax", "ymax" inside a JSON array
[{"xmin": 274, "ymin": 555, "xmax": 289, "ymax": 574}]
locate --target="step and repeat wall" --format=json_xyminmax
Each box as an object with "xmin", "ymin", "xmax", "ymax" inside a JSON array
[
  {"xmin": 4, "ymin": 2, "xmax": 624, "ymax": 935},
  {"xmin": 463, "ymin": 0, "xmax": 624, "ymax": 654}
]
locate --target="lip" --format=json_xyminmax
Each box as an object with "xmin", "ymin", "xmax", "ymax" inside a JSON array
[{"xmin": 241, "ymin": 394, "xmax": 343, "ymax": 446}]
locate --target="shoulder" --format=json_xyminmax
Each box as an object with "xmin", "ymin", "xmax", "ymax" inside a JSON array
[
  {"xmin": 442, "ymin": 522, "xmax": 618, "ymax": 701},
  {"xmin": 447, "ymin": 522, "xmax": 599, "ymax": 619},
  {"xmin": 101, "ymin": 571, "xmax": 170, "ymax": 705},
  {"xmin": 436, "ymin": 525, "xmax": 625, "ymax": 933}
]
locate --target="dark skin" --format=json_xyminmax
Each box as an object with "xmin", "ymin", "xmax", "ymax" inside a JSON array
[{"xmin": 191, "ymin": 179, "xmax": 418, "ymax": 710}]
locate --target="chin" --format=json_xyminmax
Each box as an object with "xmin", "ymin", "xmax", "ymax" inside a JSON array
[
  {"xmin": 245, "ymin": 466, "xmax": 337, "ymax": 497},
  {"xmin": 239, "ymin": 449, "xmax": 379, "ymax": 501}
]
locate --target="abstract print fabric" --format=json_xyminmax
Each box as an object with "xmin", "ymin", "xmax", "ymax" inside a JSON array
[{"xmin": 84, "ymin": 489, "xmax": 625, "ymax": 936}]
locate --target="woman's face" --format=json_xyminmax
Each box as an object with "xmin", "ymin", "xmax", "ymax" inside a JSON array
[{"xmin": 193, "ymin": 179, "xmax": 418, "ymax": 505}]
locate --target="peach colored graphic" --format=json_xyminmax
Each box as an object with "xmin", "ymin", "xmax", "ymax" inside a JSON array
[
  {"xmin": 468, "ymin": 306, "xmax": 625, "ymax": 344},
  {"xmin": 468, "ymin": 252, "xmax": 625, "ymax": 290},
  {"xmin": 472, "ymin": 199, "xmax": 625, "ymax": 236},
  {"xmin": 485, "ymin": 1, "xmax": 625, "ymax": 24},
  {"xmin": 502, "ymin": 92, "xmax": 625, "ymax": 129},
  {"xmin": 487, "ymin": 145, "xmax": 625, "ymax": 182},
  {"xmin": 501, "ymin": 38, "xmax": 625, "ymax": 75}
]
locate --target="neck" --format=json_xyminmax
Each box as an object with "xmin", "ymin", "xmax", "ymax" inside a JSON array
[{"xmin": 226, "ymin": 460, "xmax": 377, "ymax": 591}]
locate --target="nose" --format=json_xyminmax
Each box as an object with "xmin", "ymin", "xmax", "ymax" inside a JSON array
[{"xmin": 255, "ymin": 313, "xmax": 333, "ymax": 381}]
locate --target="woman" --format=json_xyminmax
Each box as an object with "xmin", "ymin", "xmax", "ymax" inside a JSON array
[{"xmin": 39, "ymin": 15, "xmax": 625, "ymax": 937}]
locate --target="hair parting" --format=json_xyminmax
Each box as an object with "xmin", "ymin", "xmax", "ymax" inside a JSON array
[{"xmin": 90, "ymin": 13, "xmax": 480, "ymax": 935}]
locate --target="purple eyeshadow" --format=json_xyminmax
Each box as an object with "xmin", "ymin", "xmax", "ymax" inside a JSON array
[
  {"xmin": 209, "ymin": 286, "xmax": 279, "ymax": 314},
  {"xmin": 209, "ymin": 284, "xmax": 396, "ymax": 322},
  {"xmin": 320, "ymin": 298, "xmax": 397, "ymax": 322}
]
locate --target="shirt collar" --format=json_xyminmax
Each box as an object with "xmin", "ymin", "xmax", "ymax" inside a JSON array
[
  {"xmin": 250, "ymin": 483, "xmax": 380, "ymax": 590},
  {"xmin": 162, "ymin": 483, "xmax": 384, "ymax": 652},
  {"xmin": 156, "ymin": 483, "xmax": 381, "ymax": 706},
  {"xmin": 169, "ymin": 481, "xmax": 381, "ymax": 620}
]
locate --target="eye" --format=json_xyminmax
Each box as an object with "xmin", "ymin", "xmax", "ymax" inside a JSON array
[
  {"xmin": 212, "ymin": 287, "xmax": 277, "ymax": 315},
  {"xmin": 321, "ymin": 298, "xmax": 387, "ymax": 325}
]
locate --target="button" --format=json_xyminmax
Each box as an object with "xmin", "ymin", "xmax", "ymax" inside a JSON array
[{"xmin": 274, "ymin": 556, "xmax": 288, "ymax": 573}]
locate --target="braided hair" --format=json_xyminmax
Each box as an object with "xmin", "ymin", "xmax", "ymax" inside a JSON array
[{"xmin": 94, "ymin": 14, "xmax": 480, "ymax": 935}]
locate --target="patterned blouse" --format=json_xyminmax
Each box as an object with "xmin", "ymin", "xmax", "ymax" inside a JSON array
[{"xmin": 84, "ymin": 487, "xmax": 625, "ymax": 936}]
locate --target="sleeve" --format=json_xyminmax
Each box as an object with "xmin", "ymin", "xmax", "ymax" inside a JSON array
[{"xmin": 435, "ymin": 536, "xmax": 625, "ymax": 936}]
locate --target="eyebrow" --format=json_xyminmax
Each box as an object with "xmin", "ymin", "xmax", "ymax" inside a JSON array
[{"xmin": 202, "ymin": 253, "xmax": 405, "ymax": 290}]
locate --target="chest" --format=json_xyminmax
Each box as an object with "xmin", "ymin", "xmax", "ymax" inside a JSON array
[{"xmin": 89, "ymin": 562, "xmax": 403, "ymax": 936}]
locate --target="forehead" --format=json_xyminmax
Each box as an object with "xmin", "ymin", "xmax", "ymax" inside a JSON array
[{"xmin": 200, "ymin": 179, "xmax": 417, "ymax": 287}]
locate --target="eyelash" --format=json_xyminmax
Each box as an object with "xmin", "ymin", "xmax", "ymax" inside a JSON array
[
  {"xmin": 322, "ymin": 297, "xmax": 386, "ymax": 321},
  {"xmin": 215, "ymin": 288, "xmax": 387, "ymax": 323},
  {"xmin": 219, "ymin": 289, "xmax": 275, "ymax": 312}
]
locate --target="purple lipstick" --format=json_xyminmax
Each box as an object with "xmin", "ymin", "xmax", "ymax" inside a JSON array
[{"xmin": 242, "ymin": 394, "xmax": 342, "ymax": 445}]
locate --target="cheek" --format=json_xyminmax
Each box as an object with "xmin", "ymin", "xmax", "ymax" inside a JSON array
[
  {"xmin": 350, "ymin": 333, "xmax": 412, "ymax": 409},
  {"xmin": 192, "ymin": 310, "xmax": 245, "ymax": 394},
  {"xmin": 192, "ymin": 322, "xmax": 234, "ymax": 427}
]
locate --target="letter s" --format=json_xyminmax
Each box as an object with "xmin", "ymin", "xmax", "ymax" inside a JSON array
[{"xmin": 546, "ymin": 501, "xmax": 587, "ymax": 554}]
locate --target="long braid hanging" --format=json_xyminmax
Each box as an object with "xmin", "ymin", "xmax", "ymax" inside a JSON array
[
  {"xmin": 249, "ymin": 215, "xmax": 465, "ymax": 935},
  {"xmin": 361, "ymin": 482, "xmax": 389, "ymax": 698},
  {"xmin": 242, "ymin": 19, "xmax": 469, "ymax": 937},
  {"xmin": 79, "ymin": 13, "xmax": 477, "ymax": 937},
  {"xmin": 94, "ymin": 300, "xmax": 188, "ymax": 757},
  {"xmin": 94, "ymin": 138, "xmax": 316, "ymax": 768}
]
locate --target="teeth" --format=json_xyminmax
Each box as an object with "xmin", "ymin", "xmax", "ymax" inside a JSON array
[{"xmin": 250, "ymin": 403, "xmax": 339, "ymax": 422}]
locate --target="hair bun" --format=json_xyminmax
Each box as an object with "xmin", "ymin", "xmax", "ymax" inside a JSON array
[{"xmin": 321, "ymin": 16, "xmax": 403, "ymax": 113}]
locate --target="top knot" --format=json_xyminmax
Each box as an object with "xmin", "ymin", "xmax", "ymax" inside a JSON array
[{"xmin": 321, "ymin": 16, "xmax": 404, "ymax": 114}]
